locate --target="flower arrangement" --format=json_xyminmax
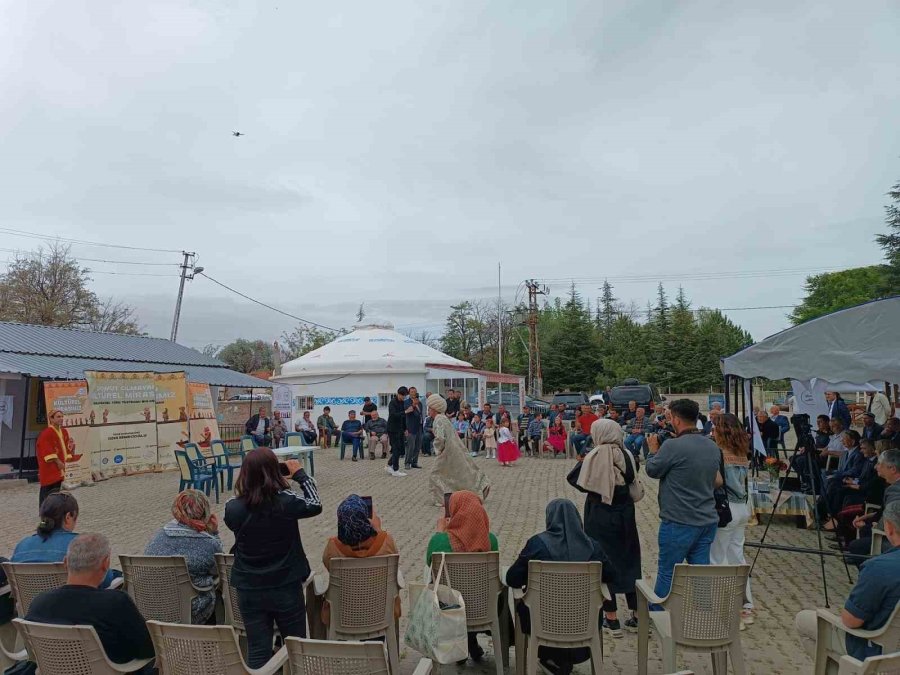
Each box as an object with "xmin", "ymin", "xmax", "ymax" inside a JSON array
[{"xmin": 764, "ymin": 456, "xmax": 787, "ymax": 482}]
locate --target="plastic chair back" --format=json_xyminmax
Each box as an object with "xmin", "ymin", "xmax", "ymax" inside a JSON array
[
  {"xmin": 148, "ymin": 621, "xmax": 272, "ymax": 675},
  {"xmin": 666, "ymin": 563, "xmax": 749, "ymax": 648},
  {"xmin": 211, "ymin": 440, "xmax": 226, "ymax": 460},
  {"xmin": 1, "ymin": 562, "xmax": 68, "ymax": 616},
  {"xmin": 430, "ymin": 551, "xmax": 502, "ymax": 631},
  {"xmin": 284, "ymin": 638, "xmax": 390, "ymax": 675},
  {"xmin": 325, "ymin": 554, "xmax": 399, "ymax": 640},
  {"xmin": 183, "ymin": 442, "xmax": 204, "ymax": 463},
  {"xmin": 175, "ymin": 450, "xmax": 193, "ymax": 481},
  {"xmin": 214, "ymin": 554, "xmax": 245, "ymax": 634},
  {"xmin": 240, "ymin": 435, "xmax": 257, "ymax": 452},
  {"xmin": 286, "ymin": 432, "xmax": 304, "ymax": 447},
  {"xmin": 523, "ymin": 560, "xmax": 603, "ymax": 647},
  {"xmin": 846, "ymin": 651, "xmax": 900, "ymax": 674},
  {"xmin": 119, "ymin": 555, "xmax": 195, "ymax": 624},
  {"xmin": 15, "ymin": 618, "xmax": 151, "ymax": 675}
]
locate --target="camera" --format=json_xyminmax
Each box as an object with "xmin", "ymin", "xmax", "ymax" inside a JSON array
[{"xmin": 790, "ymin": 413, "xmax": 812, "ymax": 439}]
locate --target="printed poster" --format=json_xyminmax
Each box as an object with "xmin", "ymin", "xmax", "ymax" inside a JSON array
[
  {"xmin": 272, "ymin": 384, "xmax": 292, "ymax": 429},
  {"xmin": 85, "ymin": 371, "xmax": 159, "ymax": 476},
  {"xmin": 155, "ymin": 372, "xmax": 189, "ymax": 469},
  {"xmin": 43, "ymin": 380, "xmax": 97, "ymax": 487},
  {"xmin": 187, "ymin": 382, "xmax": 219, "ymax": 457}
]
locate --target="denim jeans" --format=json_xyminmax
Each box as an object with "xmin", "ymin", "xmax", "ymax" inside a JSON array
[
  {"xmin": 237, "ymin": 581, "xmax": 306, "ymax": 668},
  {"xmin": 653, "ymin": 520, "xmax": 718, "ymax": 605},
  {"xmin": 571, "ymin": 432, "xmax": 591, "ymax": 456},
  {"xmin": 341, "ymin": 432, "xmax": 362, "ymax": 459},
  {"xmin": 624, "ymin": 433, "xmax": 645, "ymax": 458}
]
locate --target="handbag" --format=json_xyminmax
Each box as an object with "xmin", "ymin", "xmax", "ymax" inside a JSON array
[
  {"xmin": 622, "ymin": 448, "xmax": 644, "ymax": 503},
  {"xmin": 404, "ymin": 555, "xmax": 469, "ymax": 664},
  {"xmin": 714, "ymin": 452, "xmax": 733, "ymax": 528}
]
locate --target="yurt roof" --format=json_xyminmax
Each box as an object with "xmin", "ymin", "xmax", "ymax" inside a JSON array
[{"xmin": 278, "ymin": 322, "xmax": 472, "ymax": 377}]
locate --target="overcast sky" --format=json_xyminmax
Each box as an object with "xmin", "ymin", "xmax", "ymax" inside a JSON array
[{"xmin": 1, "ymin": 1, "xmax": 897, "ymax": 351}]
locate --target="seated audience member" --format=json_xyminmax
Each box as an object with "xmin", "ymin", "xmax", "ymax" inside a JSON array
[
  {"xmin": 824, "ymin": 440, "xmax": 884, "ymax": 540},
  {"xmin": 814, "ymin": 415, "xmax": 833, "ymax": 449},
  {"xmin": 822, "ymin": 419, "xmax": 848, "ymax": 469},
  {"xmin": 469, "ymin": 414, "xmax": 485, "ymax": 457},
  {"xmin": 271, "ymin": 410, "xmax": 288, "ymax": 448},
  {"xmin": 320, "ymin": 495, "xmax": 399, "ymax": 624},
  {"xmin": 245, "ymin": 406, "xmax": 271, "ymax": 446},
  {"xmin": 607, "ymin": 408, "xmax": 620, "ymax": 424},
  {"xmin": 818, "ymin": 431, "xmax": 865, "ymax": 520},
  {"xmin": 506, "ymin": 499, "xmax": 615, "ymax": 675},
  {"xmin": 426, "ymin": 491, "xmax": 499, "ymax": 664},
  {"xmin": 623, "ymin": 407, "xmax": 652, "ymax": 460},
  {"xmin": 544, "ymin": 416, "xmax": 567, "ymax": 456},
  {"xmin": 795, "ymin": 500, "xmax": 900, "ymax": 663},
  {"xmin": 527, "ymin": 412, "xmax": 545, "ymax": 455},
  {"xmin": 339, "ymin": 410, "xmax": 365, "ymax": 461},
  {"xmin": 847, "ymin": 448, "xmax": 900, "ymax": 564},
  {"xmin": 570, "ymin": 405, "xmax": 598, "ymax": 457},
  {"xmin": 316, "ymin": 407, "xmax": 339, "ymax": 448},
  {"xmin": 144, "ymin": 489, "xmax": 222, "ymax": 624},
  {"xmin": 12, "ymin": 492, "xmax": 119, "ymax": 589},
  {"xmin": 622, "ymin": 400, "xmax": 638, "ymax": 424},
  {"xmin": 518, "ymin": 405, "xmax": 535, "ymax": 451},
  {"xmin": 294, "ymin": 411, "xmax": 318, "ymax": 445},
  {"xmin": 364, "ymin": 409, "xmax": 390, "ymax": 460},
  {"xmin": 861, "ymin": 412, "xmax": 884, "ymax": 444},
  {"xmin": 770, "ymin": 405, "xmax": 790, "ymax": 440},
  {"xmin": 548, "ymin": 404, "xmax": 560, "ymax": 425},
  {"xmin": 478, "ymin": 403, "xmax": 493, "ymax": 424},
  {"xmin": 25, "ymin": 533, "xmax": 155, "ymax": 673},
  {"xmin": 454, "ymin": 412, "xmax": 469, "ymax": 440},
  {"xmin": 879, "ymin": 417, "xmax": 900, "ymax": 450},
  {"xmin": 756, "ymin": 410, "xmax": 782, "ymax": 458},
  {"xmin": 496, "ymin": 404, "xmax": 510, "ymax": 426}
]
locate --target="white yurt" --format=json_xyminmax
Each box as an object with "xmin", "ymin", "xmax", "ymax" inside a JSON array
[{"xmin": 272, "ymin": 321, "xmax": 524, "ymax": 424}]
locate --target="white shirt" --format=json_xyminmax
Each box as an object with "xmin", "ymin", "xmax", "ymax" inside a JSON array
[
  {"xmin": 255, "ymin": 417, "xmax": 266, "ymax": 436},
  {"xmin": 296, "ymin": 418, "xmax": 315, "ymax": 433},
  {"xmin": 497, "ymin": 427, "xmax": 513, "ymax": 444},
  {"xmin": 868, "ymin": 392, "xmax": 892, "ymax": 426}
]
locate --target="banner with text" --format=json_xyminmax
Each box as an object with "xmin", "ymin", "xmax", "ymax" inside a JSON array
[
  {"xmin": 187, "ymin": 382, "xmax": 219, "ymax": 457},
  {"xmin": 85, "ymin": 371, "xmax": 159, "ymax": 477},
  {"xmin": 155, "ymin": 372, "xmax": 189, "ymax": 469},
  {"xmin": 42, "ymin": 380, "xmax": 97, "ymax": 487},
  {"xmin": 272, "ymin": 384, "xmax": 292, "ymax": 429}
]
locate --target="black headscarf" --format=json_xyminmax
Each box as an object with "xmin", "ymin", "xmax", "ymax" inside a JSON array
[{"xmin": 537, "ymin": 498, "xmax": 595, "ymax": 562}]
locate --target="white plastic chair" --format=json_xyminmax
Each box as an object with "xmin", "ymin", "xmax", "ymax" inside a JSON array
[
  {"xmin": 431, "ymin": 551, "xmax": 506, "ymax": 675},
  {"xmin": 1, "ymin": 561, "xmax": 68, "ymax": 617},
  {"xmin": 14, "ymin": 618, "xmax": 154, "ymax": 674},
  {"xmin": 637, "ymin": 564, "xmax": 750, "ymax": 675},
  {"xmin": 815, "ymin": 601, "xmax": 900, "ymax": 675},
  {"xmin": 871, "ymin": 529, "xmax": 886, "ymax": 556},
  {"xmin": 313, "ymin": 554, "xmax": 401, "ymax": 675},
  {"xmin": 837, "ymin": 651, "xmax": 900, "ymax": 675},
  {"xmin": 119, "ymin": 554, "xmax": 215, "ymax": 624},
  {"xmin": 148, "ymin": 620, "xmax": 286, "ymax": 675},
  {"xmin": 284, "ymin": 637, "xmax": 432, "ymax": 675},
  {"xmin": 516, "ymin": 560, "xmax": 605, "ymax": 675}
]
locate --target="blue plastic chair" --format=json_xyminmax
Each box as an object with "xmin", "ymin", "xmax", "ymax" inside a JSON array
[
  {"xmin": 240, "ymin": 435, "xmax": 258, "ymax": 453},
  {"xmin": 174, "ymin": 450, "xmax": 219, "ymax": 503},
  {"xmin": 183, "ymin": 443, "xmax": 222, "ymax": 503},
  {"xmin": 211, "ymin": 439, "xmax": 240, "ymax": 491},
  {"xmin": 285, "ymin": 432, "xmax": 316, "ymax": 477}
]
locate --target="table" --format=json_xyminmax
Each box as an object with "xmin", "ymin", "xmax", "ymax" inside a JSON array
[
  {"xmin": 748, "ymin": 478, "xmax": 814, "ymax": 528},
  {"xmin": 273, "ymin": 446, "xmax": 316, "ymax": 478}
]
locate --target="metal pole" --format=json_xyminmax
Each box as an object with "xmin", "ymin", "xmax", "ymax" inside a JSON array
[
  {"xmin": 170, "ymin": 251, "xmax": 192, "ymax": 342},
  {"xmin": 17, "ymin": 376, "xmax": 30, "ymax": 479},
  {"xmin": 498, "ymin": 262, "xmax": 503, "ymax": 374}
]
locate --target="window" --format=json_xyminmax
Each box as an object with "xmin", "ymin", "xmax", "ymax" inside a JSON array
[
  {"xmin": 294, "ymin": 395, "xmax": 315, "ymax": 411},
  {"xmin": 378, "ymin": 393, "xmax": 393, "ymax": 408}
]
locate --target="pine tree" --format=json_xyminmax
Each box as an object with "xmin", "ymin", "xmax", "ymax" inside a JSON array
[
  {"xmin": 876, "ymin": 179, "xmax": 900, "ymax": 294},
  {"xmin": 597, "ymin": 280, "xmax": 618, "ymax": 340},
  {"xmin": 542, "ymin": 285, "xmax": 602, "ymax": 391}
]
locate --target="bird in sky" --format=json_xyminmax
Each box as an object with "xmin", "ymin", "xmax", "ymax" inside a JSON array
[{"xmin": 232, "ymin": 131, "xmax": 244, "ymax": 137}]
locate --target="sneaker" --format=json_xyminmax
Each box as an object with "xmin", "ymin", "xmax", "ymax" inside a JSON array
[
  {"xmin": 602, "ymin": 617, "xmax": 623, "ymax": 638},
  {"xmin": 351, "ymin": 457, "xmax": 357, "ymax": 462},
  {"xmin": 624, "ymin": 616, "xmax": 638, "ymax": 632},
  {"xmin": 470, "ymin": 452, "xmax": 478, "ymax": 457},
  {"xmin": 384, "ymin": 466, "xmax": 393, "ymax": 474},
  {"xmin": 392, "ymin": 470, "xmax": 407, "ymax": 477},
  {"xmin": 741, "ymin": 608, "xmax": 754, "ymax": 625}
]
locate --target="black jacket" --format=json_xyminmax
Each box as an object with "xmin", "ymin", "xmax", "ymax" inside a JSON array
[
  {"xmin": 387, "ymin": 397, "xmax": 405, "ymax": 433},
  {"xmin": 245, "ymin": 414, "xmax": 271, "ymax": 436},
  {"xmin": 225, "ymin": 470, "xmax": 322, "ymax": 590}
]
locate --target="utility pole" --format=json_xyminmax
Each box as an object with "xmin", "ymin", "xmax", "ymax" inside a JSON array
[
  {"xmin": 524, "ymin": 279, "xmax": 549, "ymax": 397},
  {"xmin": 497, "ymin": 262, "xmax": 503, "ymax": 374},
  {"xmin": 170, "ymin": 252, "xmax": 203, "ymax": 342}
]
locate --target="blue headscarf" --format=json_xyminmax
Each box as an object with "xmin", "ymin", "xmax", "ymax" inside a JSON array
[{"xmin": 337, "ymin": 494, "xmax": 377, "ymax": 547}]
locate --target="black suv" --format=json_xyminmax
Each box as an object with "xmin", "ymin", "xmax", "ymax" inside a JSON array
[
  {"xmin": 551, "ymin": 392, "xmax": 589, "ymax": 420},
  {"xmin": 608, "ymin": 379, "xmax": 664, "ymax": 415}
]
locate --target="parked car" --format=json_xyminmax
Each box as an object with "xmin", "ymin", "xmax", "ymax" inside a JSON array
[
  {"xmin": 608, "ymin": 379, "xmax": 664, "ymax": 414},
  {"xmin": 551, "ymin": 392, "xmax": 589, "ymax": 420}
]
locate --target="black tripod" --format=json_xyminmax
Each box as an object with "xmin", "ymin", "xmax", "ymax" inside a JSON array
[{"xmin": 747, "ymin": 415, "xmax": 852, "ymax": 607}]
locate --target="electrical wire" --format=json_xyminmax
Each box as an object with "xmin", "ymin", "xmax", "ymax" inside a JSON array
[
  {"xmin": 0, "ymin": 247, "xmax": 179, "ymax": 267},
  {"xmin": 196, "ymin": 271, "xmax": 343, "ymax": 332},
  {"xmin": 532, "ymin": 265, "xmax": 850, "ymax": 286},
  {"xmin": 0, "ymin": 227, "xmax": 182, "ymax": 254}
]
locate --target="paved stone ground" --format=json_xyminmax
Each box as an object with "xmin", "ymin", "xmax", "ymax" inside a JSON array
[{"xmin": 0, "ymin": 449, "xmax": 854, "ymax": 674}]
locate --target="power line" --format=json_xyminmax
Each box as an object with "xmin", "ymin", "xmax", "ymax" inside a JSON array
[
  {"xmin": 0, "ymin": 227, "xmax": 182, "ymax": 254},
  {"xmin": 0, "ymin": 248, "xmax": 179, "ymax": 267},
  {"xmin": 196, "ymin": 271, "xmax": 342, "ymax": 332},
  {"xmin": 534, "ymin": 265, "xmax": 849, "ymax": 285},
  {"xmin": 0, "ymin": 260, "xmax": 179, "ymax": 277}
]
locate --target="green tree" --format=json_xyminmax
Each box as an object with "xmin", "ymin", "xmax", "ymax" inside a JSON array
[
  {"xmin": 876, "ymin": 179, "xmax": 900, "ymax": 294},
  {"xmin": 597, "ymin": 280, "xmax": 618, "ymax": 340},
  {"xmin": 694, "ymin": 309, "xmax": 753, "ymax": 388},
  {"xmin": 280, "ymin": 324, "xmax": 340, "ymax": 360},
  {"xmin": 669, "ymin": 287, "xmax": 699, "ymax": 390},
  {"xmin": 217, "ymin": 339, "xmax": 274, "ymax": 373},
  {"xmin": 789, "ymin": 266, "xmax": 888, "ymax": 324},
  {"xmin": 541, "ymin": 285, "xmax": 602, "ymax": 391},
  {"xmin": 440, "ymin": 302, "xmax": 476, "ymax": 360}
]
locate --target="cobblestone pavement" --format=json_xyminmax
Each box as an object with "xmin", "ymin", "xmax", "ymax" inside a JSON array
[{"xmin": 0, "ymin": 450, "xmax": 853, "ymax": 674}]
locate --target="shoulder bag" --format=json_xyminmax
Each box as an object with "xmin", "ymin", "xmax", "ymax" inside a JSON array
[{"xmin": 714, "ymin": 452, "xmax": 733, "ymax": 528}]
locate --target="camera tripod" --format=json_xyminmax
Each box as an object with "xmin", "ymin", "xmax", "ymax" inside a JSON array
[{"xmin": 746, "ymin": 420, "xmax": 853, "ymax": 607}]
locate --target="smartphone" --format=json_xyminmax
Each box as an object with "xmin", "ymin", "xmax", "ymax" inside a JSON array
[
  {"xmin": 443, "ymin": 492, "xmax": 453, "ymax": 519},
  {"xmin": 360, "ymin": 495, "xmax": 374, "ymax": 519},
  {"xmin": 278, "ymin": 462, "xmax": 290, "ymax": 476}
]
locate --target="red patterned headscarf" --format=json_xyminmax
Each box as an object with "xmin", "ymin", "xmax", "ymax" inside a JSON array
[
  {"xmin": 172, "ymin": 489, "xmax": 213, "ymax": 533},
  {"xmin": 446, "ymin": 491, "xmax": 490, "ymax": 552}
]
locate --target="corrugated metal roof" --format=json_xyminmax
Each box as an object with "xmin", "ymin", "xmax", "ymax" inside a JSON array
[
  {"xmin": 0, "ymin": 352, "xmax": 271, "ymax": 388},
  {"xmin": 0, "ymin": 322, "xmax": 224, "ymax": 366}
]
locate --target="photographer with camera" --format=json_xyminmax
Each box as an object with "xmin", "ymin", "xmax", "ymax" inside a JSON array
[{"xmin": 224, "ymin": 447, "xmax": 322, "ymax": 668}]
